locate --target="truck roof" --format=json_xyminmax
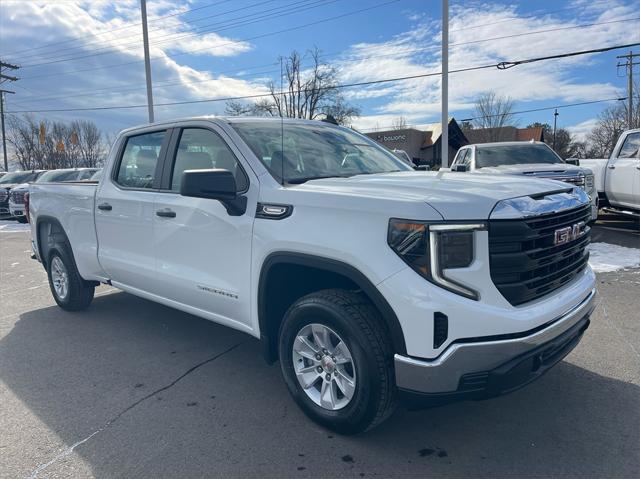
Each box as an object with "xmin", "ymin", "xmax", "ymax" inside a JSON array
[
  {"xmin": 117, "ymin": 116, "xmax": 346, "ymax": 136},
  {"xmin": 464, "ymin": 141, "xmax": 548, "ymax": 148}
]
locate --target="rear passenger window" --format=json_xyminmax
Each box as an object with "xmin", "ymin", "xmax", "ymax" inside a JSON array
[
  {"xmin": 115, "ymin": 131, "xmax": 166, "ymax": 189},
  {"xmin": 171, "ymin": 128, "xmax": 248, "ymax": 192}
]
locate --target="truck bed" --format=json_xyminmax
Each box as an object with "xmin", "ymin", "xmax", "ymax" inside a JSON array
[{"xmin": 29, "ymin": 182, "xmax": 104, "ymax": 280}]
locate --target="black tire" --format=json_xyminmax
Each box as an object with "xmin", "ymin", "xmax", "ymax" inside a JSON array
[
  {"xmin": 46, "ymin": 246, "xmax": 95, "ymax": 311},
  {"xmin": 279, "ymin": 289, "xmax": 397, "ymax": 434},
  {"xmin": 16, "ymin": 216, "xmax": 28, "ymax": 224}
]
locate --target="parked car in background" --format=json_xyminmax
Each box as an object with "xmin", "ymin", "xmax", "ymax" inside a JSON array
[
  {"xmin": 0, "ymin": 170, "xmax": 46, "ymax": 218},
  {"xmin": 28, "ymin": 117, "xmax": 596, "ymax": 433},
  {"xmin": 580, "ymin": 129, "xmax": 640, "ymax": 217},
  {"xmin": 449, "ymin": 141, "xmax": 598, "ymax": 220},
  {"xmin": 391, "ymin": 149, "xmax": 414, "ymax": 167},
  {"xmin": 0, "ymin": 172, "xmax": 6, "ymax": 179},
  {"xmin": 9, "ymin": 168, "xmax": 100, "ymax": 222}
]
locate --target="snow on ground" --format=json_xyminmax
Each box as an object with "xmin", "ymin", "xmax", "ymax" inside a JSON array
[
  {"xmin": 588, "ymin": 242, "xmax": 640, "ymax": 273},
  {"xmin": 0, "ymin": 220, "xmax": 30, "ymax": 232}
]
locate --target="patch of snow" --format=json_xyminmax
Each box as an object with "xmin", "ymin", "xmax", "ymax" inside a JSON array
[
  {"xmin": 0, "ymin": 220, "xmax": 30, "ymax": 232},
  {"xmin": 588, "ymin": 242, "xmax": 640, "ymax": 273}
]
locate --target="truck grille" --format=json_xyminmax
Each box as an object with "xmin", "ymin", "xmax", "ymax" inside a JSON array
[
  {"xmin": 0, "ymin": 189, "xmax": 8, "ymax": 203},
  {"xmin": 488, "ymin": 205, "xmax": 591, "ymax": 306},
  {"xmin": 10, "ymin": 190, "xmax": 26, "ymax": 204}
]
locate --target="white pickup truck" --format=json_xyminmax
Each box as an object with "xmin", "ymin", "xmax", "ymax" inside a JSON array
[
  {"xmin": 449, "ymin": 141, "xmax": 598, "ymax": 220},
  {"xmin": 28, "ymin": 117, "xmax": 596, "ymax": 434},
  {"xmin": 580, "ymin": 128, "xmax": 640, "ymax": 217}
]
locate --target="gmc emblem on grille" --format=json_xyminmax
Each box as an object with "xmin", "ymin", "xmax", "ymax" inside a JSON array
[{"xmin": 554, "ymin": 221, "xmax": 586, "ymax": 246}]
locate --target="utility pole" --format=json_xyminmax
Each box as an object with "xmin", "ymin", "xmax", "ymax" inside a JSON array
[
  {"xmin": 140, "ymin": 0, "xmax": 155, "ymax": 123},
  {"xmin": 441, "ymin": 0, "xmax": 449, "ymax": 169},
  {"xmin": 617, "ymin": 51, "xmax": 639, "ymax": 129},
  {"xmin": 552, "ymin": 109, "xmax": 559, "ymax": 151},
  {"xmin": 0, "ymin": 60, "xmax": 19, "ymax": 172}
]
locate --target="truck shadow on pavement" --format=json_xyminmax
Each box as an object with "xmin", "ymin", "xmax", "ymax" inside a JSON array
[{"xmin": 2, "ymin": 291, "xmax": 639, "ymax": 478}]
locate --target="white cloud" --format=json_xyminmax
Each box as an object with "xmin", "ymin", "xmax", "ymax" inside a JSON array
[
  {"xmin": 567, "ymin": 118, "xmax": 599, "ymax": 142},
  {"xmin": 0, "ymin": 0, "xmax": 260, "ymax": 133},
  {"xmin": 342, "ymin": 0, "xmax": 634, "ymax": 130}
]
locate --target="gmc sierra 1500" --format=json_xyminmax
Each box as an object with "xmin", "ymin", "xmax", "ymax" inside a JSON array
[{"xmin": 29, "ymin": 117, "xmax": 596, "ymax": 434}]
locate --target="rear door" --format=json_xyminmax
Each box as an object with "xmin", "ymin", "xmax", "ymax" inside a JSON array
[
  {"xmin": 151, "ymin": 122, "xmax": 258, "ymax": 329},
  {"xmin": 95, "ymin": 128, "xmax": 170, "ymax": 291},
  {"xmin": 606, "ymin": 131, "xmax": 640, "ymax": 207}
]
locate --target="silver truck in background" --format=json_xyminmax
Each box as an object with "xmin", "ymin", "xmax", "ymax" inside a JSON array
[{"xmin": 449, "ymin": 141, "xmax": 598, "ymax": 220}]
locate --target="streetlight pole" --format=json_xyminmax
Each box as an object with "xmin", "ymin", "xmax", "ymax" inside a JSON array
[
  {"xmin": 140, "ymin": 0, "xmax": 154, "ymax": 123},
  {"xmin": 552, "ymin": 108, "xmax": 558, "ymax": 151},
  {"xmin": 0, "ymin": 89, "xmax": 14, "ymax": 172},
  {"xmin": 440, "ymin": 0, "xmax": 449, "ymax": 169}
]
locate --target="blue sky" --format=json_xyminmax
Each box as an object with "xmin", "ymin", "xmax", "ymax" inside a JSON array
[{"xmin": 1, "ymin": 0, "xmax": 639, "ymax": 140}]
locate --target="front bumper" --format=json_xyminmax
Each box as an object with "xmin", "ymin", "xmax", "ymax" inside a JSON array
[
  {"xmin": 9, "ymin": 202, "xmax": 25, "ymax": 217},
  {"xmin": 394, "ymin": 288, "xmax": 596, "ymax": 401}
]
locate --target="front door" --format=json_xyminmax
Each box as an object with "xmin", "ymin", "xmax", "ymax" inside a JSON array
[
  {"xmin": 606, "ymin": 131, "xmax": 640, "ymax": 207},
  {"xmin": 152, "ymin": 124, "xmax": 257, "ymax": 329},
  {"xmin": 95, "ymin": 129, "xmax": 169, "ymax": 291}
]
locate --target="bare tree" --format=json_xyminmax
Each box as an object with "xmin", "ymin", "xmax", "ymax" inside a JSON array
[
  {"xmin": 7, "ymin": 114, "xmax": 105, "ymax": 170},
  {"xmin": 586, "ymin": 105, "xmax": 628, "ymax": 157},
  {"xmin": 392, "ymin": 116, "xmax": 408, "ymax": 130},
  {"xmin": 225, "ymin": 48, "xmax": 359, "ymax": 125},
  {"xmin": 472, "ymin": 92, "xmax": 516, "ymax": 142}
]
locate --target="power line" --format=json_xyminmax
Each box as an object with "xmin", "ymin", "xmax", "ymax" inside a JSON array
[
  {"xmin": 13, "ymin": 0, "xmax": 312, "ymax": 64},
  {"xmin": 1, "ymin": 0, "xmax": 238, "ymax": 57},
  {"xmin": 17, "ymin": 10, "xmax": 639, "ymax": 85},
  {"xmin": 18, "ymin": 0, "xmax": 347, "ymax": 68},
  {"xmin": 7, "ymin": 43, "xmax": 637, "ymax": 114},
  {"xmin": 458, "ymin": 98, "xmax": 626, "ymax": 122}
]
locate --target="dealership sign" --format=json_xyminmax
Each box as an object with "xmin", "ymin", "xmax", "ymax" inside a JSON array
[{"xmin": 377, "ymin": 134, "xmax": 407, "ymax": 142}]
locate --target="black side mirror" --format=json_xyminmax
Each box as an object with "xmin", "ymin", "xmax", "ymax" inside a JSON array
[
  {"xmin": 451, "ymin": 164, "xmax": 469, "ymax": 172},
  {"xmin": 565, "ymin": 158, "xmax": 580, "ymax": 166},
  {"xmin": 180, "ymin": 169, "xmax": 247, "ymax": 216}
]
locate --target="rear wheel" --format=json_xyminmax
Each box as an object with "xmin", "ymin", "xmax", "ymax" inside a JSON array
[
  {"xmin": 279, "ymin": 289, "xmax": 396, "ymax": 434},
  {"xmin": 46, "ymin": 247, "xmax": 94, "ymax": 311}
]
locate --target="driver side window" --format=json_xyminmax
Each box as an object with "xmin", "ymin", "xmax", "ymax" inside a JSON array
[{"xmin": 171, "ymin": 128, "xmax": 249, "ymax": 192}]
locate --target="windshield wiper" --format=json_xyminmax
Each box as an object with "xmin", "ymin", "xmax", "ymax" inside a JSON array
[{"xmin": 286, "ymin": 175, "xmax": 353, "ymax": 184}]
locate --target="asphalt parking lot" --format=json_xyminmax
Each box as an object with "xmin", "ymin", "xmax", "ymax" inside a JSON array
[{"xmin": 1, "ymin": 217, "xmax": 639, "ymax": 479}]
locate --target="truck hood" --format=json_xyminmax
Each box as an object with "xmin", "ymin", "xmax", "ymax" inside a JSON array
[
  {"xmin": 294, "ymin": 171, "xmax": 571, "ymax": 220},
  {"xmin": 475, "ymin": 163, "xmax": 583, "ymax": 176}
]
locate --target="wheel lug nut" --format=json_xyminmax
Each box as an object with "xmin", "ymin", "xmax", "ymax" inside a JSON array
[
  {"xmin": 315, "ymin": 353, "xmax": 322, "ymax": 360},
  {"xmin": 317, "ymin": 366, "xmax": 323, "ymax": 373},
  {"xmin": 325, "ymin": 373, "xmax": 331, "ymax": 381}
]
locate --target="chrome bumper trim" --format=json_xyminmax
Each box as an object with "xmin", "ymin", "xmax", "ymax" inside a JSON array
[{"xmin": 395, "ymin": 288, "xmax": 597, "ymax": 394}]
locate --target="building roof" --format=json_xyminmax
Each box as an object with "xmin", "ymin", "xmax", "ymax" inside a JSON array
[{"xmin": 463, "ymin": 126, "xmax": 545, "ymax": 144}]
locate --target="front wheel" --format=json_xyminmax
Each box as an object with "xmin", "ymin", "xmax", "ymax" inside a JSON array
[
  {"xmin": 46, "ymin": 247, "xmax": 95, "ymax": 311},
  {"xmin": 279, "ymin": 289, "xmax": 397, "ymax": 434}
]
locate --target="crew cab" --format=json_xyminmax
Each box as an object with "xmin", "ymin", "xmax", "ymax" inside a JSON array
[
  {"xmin": 580, "ymin": 129, "xmax": 640, "ymax": 216},
  {"xmin": 28, "ymin": 117, "xmax": 596, "ymax": 434},
  {"xmin": 9, "ymin": 167, "xmax": 99, "ymax": 222},
  {"xmin": 0, "ymin": 170, "xmax": 46, "ymax": 218},
  {"xmin": 449, "ymin": 142, "xmax": 598, "ymax": 220}
]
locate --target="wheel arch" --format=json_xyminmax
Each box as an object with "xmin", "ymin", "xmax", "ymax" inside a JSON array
[
  {"xmin": 35, "ymin": 215, "xmax": 73, "ymax": 268},
  {"xmin": 258, "ymin": 252, "xmax": 407, "ymax": 363}
]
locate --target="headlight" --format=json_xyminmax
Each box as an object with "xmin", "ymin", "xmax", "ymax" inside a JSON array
[
  {"xmin": 388, "ymin": 220, "xmax": 484, "ymax": 300},
  {"xmin": 585, "ymin": 174, "xmax": 594, "ymax": 189}
]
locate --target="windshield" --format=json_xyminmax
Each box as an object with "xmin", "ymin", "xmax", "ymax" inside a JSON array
[
  {"xmin": 0, "ymin": 171, "xmax": 41, "ymax": 184},
  {"xmin": 476, "ymin": 144, "xmax": 564, "ymax": 168},
  {"xmin": 231, "ymin": 121, "xmax": 411, "ymax": 183},
  {"xmin": 37, "ymin": 170, "xmax": 80, "ymax": 182}
]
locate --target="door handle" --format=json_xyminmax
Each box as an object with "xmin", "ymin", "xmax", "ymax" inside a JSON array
[
  {"xmin": 98, "ymin": 203, "xmax": 112, "ymax": 211},
  {"xmin": 156, "ymin": 208, "xmax": 176, "ymax": 218},
  {"xmin": 607, "ymin": 165, "xmax": 616, "ymax": 169}
]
